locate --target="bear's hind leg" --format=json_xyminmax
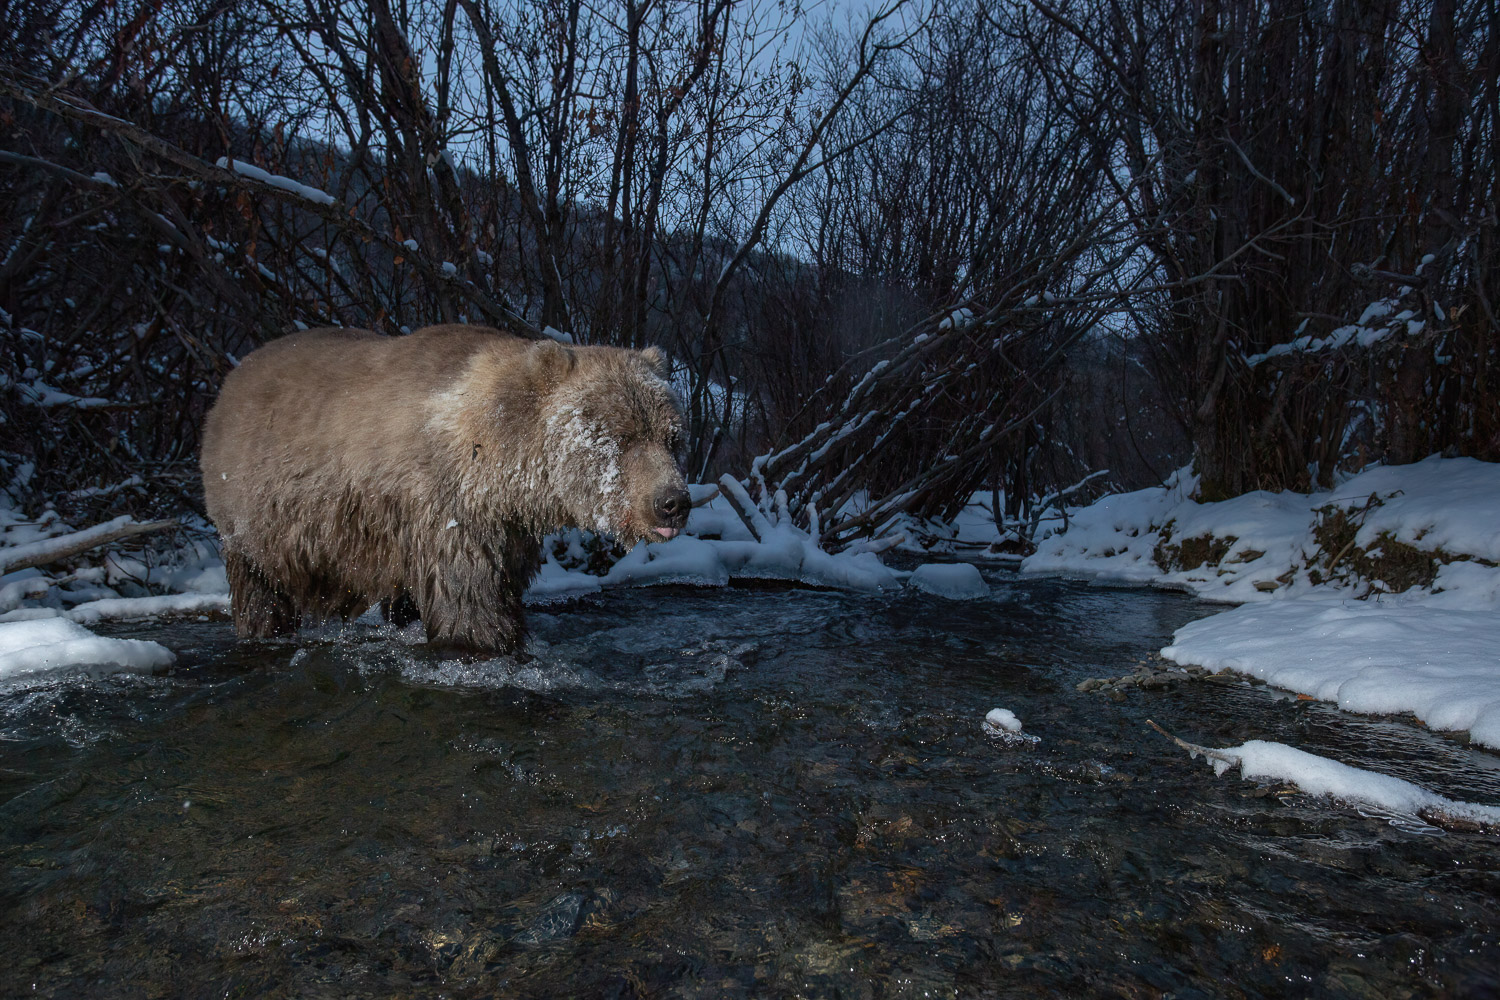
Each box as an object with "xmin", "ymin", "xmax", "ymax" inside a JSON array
[{"xmin": 223, "ymin": 546, "xmax": 297, "ymax": 638}]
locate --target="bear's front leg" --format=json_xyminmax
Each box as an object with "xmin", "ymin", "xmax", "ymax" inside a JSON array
[
  {"xmin": 421, "ymin": 582, "xmax": 524, "ymax": 655},
  {"xmin": 415, "ymin": 530, "xmax": 536, "ymax": 656}
]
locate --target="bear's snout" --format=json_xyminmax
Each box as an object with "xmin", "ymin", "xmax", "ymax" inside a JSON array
[{"xmin": 652, "ymin": 486, "xmax": 691, "ymax": 538}]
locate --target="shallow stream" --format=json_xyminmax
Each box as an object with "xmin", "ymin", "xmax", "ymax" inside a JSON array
[{"xmin": 3, "ymin": 573, "xmax": 1498, "ymax": 998}]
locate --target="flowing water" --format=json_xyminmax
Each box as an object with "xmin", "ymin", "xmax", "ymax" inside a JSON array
[{"xmin": 2, "ymin": 573, "xmax": 1498, "ymax": 999}]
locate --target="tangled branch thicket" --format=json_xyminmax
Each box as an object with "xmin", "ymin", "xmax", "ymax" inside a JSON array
[{"xmin": 2, "ymin": 0, "xmax": 1496, "ymax": 548}]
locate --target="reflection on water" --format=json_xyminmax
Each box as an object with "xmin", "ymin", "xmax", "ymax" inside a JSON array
[{"xmin": 2, "ymin": 574, "xmax": 1498, "ymax": 998}]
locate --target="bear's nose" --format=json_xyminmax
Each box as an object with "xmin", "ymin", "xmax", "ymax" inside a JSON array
[{"xmin": 654, "ymin": 488, "xmax": 691, "ymax": 527}]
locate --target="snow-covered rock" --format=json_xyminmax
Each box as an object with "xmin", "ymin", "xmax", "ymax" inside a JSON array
[
  {"xmin": 982, "ymin": 706, "xmax": 1039, "ymax": 745},
  {"xmin": 908, "ymin": 562, "xmax": 988, "ymax": 599},
  {"xmin": 983, "ymin": 707, "xmax": 1021, "ymax": 732}
]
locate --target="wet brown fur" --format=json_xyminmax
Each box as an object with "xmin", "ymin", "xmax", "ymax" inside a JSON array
[{"xmin": 200, "ymin": 325, "xmax": 685, "ymax": 653}]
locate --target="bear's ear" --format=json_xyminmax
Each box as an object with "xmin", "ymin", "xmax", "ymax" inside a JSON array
[
  {"xmin": 529, "ymin": 339, "xmax": 577, "ymax": 381},
  {"xmin": 639, "ymin": 345, "xmax": 669, "ymax": 379}
]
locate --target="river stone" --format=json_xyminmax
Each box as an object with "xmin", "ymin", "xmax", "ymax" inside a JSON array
[{"xmin": 515, "ymin": 891, "xmax": 588, "ymax": 944}]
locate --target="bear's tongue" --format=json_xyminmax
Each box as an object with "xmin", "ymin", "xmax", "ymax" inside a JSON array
[{"xmin": 654, "ymin": 527, "xmax": 679, "ymax": 539}]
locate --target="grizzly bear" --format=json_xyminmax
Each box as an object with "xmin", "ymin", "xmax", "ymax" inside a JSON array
[{"xmin": 200, "ymin": 324, "xmax": 689, "ymax": 654}]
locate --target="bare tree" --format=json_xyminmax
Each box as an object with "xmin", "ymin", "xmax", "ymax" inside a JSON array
[
  {"xmin": 747, "ymin": 1, "xmax": 1162, "ymax": 546},
  {"xmin": 1024, "ymin": 0, "xmax": 1499, "ymax": 498},
  {"xmin": 4, "ymin": 0, "xmax": 1493, "ymax": 530},
  {"xmin": 1, "ymin": 0, "xmax": 917, "ymax": 499}
]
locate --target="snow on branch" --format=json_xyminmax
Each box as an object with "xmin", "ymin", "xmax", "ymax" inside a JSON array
[
  {"xmin": 717, "ymin": 474, "xmax": 773, "ymax": 542},
  {"xmin": 1244, "ymin": 253, "xmax": 1455, "ymax": 368},
  {"xmin": 2, "ymin": 373, "xmax": 129, "ymax": 410},
  {"xmin": 0, "ymin": 76, "xmax": 539, "ymax": 341},
  {"xmin": 1147, "ymin": 720, "xmax": 1500, "ymax": 834},
  {"xmin": 747, "ymin": 290, "xmax": 1092, "ymax": 549},
  {"xmin": 740, "ymin": 136, "xmax": 1273, "ymax": 552},
  {"xmin": 0, "ymin": 516, "xmax": 178, "ymax": 575},
  {"xmin": 215, "ymin": 157, "xmax": 337, "ymax": 206},
  {"xmin": 1033, "ymin": 468, "xmax": 1111, "ymax": 512}
]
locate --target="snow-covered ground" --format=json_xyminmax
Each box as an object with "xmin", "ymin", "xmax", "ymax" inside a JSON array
[
  {"xmin": 1163, "ymin": 601, "xmax": 1500, "ymax": 747},
  {"xmin": 1023, "ymin": 455, "xmax": 1500, "ymax": 751},
  {"xmin": 1014, "ymin": 455, "xmax": 1500, "ymax": 826}
]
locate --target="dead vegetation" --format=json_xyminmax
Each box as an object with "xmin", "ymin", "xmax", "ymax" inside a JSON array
[
  {"xmin": 1144, "ymin": 490, "xmax": 1495, "ymax": 598},
  {"xmin": 3, "ymin": 0, "xmax": 1496, "ymax": 537},
  {"xmin": 1304, "ymin": 497, "xmax": 1446, "ymax": 594},
  {"xmin": 1153, "ymin": 530, "xmax": 1236, "ymax": 574}
]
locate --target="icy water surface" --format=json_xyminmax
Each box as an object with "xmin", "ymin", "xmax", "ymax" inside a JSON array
[{"xmin": 3, "ymin": 574, "xmax": 1499, "ymax": 998}]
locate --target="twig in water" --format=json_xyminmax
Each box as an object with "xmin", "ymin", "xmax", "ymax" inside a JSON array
[{"xmin": 1145, "ymin": 719, "xmax": 1241, "ymax": 769}]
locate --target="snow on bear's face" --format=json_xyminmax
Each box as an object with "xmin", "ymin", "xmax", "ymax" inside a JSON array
[{"xmin": 538, "ymin": 343, "xmax": 689, "ymax": 544}]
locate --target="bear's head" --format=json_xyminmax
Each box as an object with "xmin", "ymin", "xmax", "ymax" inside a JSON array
[{"xmin": 532, "ymin": 340, "xmax": 690, "ymax": 544}]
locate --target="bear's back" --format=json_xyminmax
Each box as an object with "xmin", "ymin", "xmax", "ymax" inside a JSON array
[{"xmin": 201, "ymin": 327, "xmax": 526, "ymax": 528}]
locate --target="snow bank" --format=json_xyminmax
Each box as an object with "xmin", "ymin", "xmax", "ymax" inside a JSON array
[
  {"xmin": 604, "ymin": 536, "xmax": 730, "ymax": 588},
  {"xmin": 1152, "ymin": 488, "xmax": 1315, "ymax": 601},
  {"xmin": 528, "ymin": 483, "xmax": 903, "ymax": 597},
  {"xmin": 1022, "ymin": 484, "xmax": 1181, "ymax": 585},
  {"xmin": 1024, "ymin": 455, "xmax": 1500, "ymax": 604},
  {"xmin": 535, "ymin": 526, "xmax": 901, "ymax": 595},
  {"xmin": 1025, "ymin": 455, "xmax": 1500, "ymax": 750},
  {"xmin": 1162, "ymin": 599, "xmax": 1500, "ymax": 748},
  {"xmin": 525, "ymin": 558, "xmax": 603, "ymax": 604},
  {"xmin": 0, "ymin": 617, "xmax": 174, "ymax": 680},
  {"xmin": 1324, "ymin": 456, "xmax": 1500, "ymax": 563}
]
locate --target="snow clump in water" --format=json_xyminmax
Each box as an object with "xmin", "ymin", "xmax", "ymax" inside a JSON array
[
  {"xmin": 983, "ymin": 707, "xmax": 1039, "ymax": 745},
  {"xmin": 908, "ymin": 562, "xmax": 988, "ymax": 600}
]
